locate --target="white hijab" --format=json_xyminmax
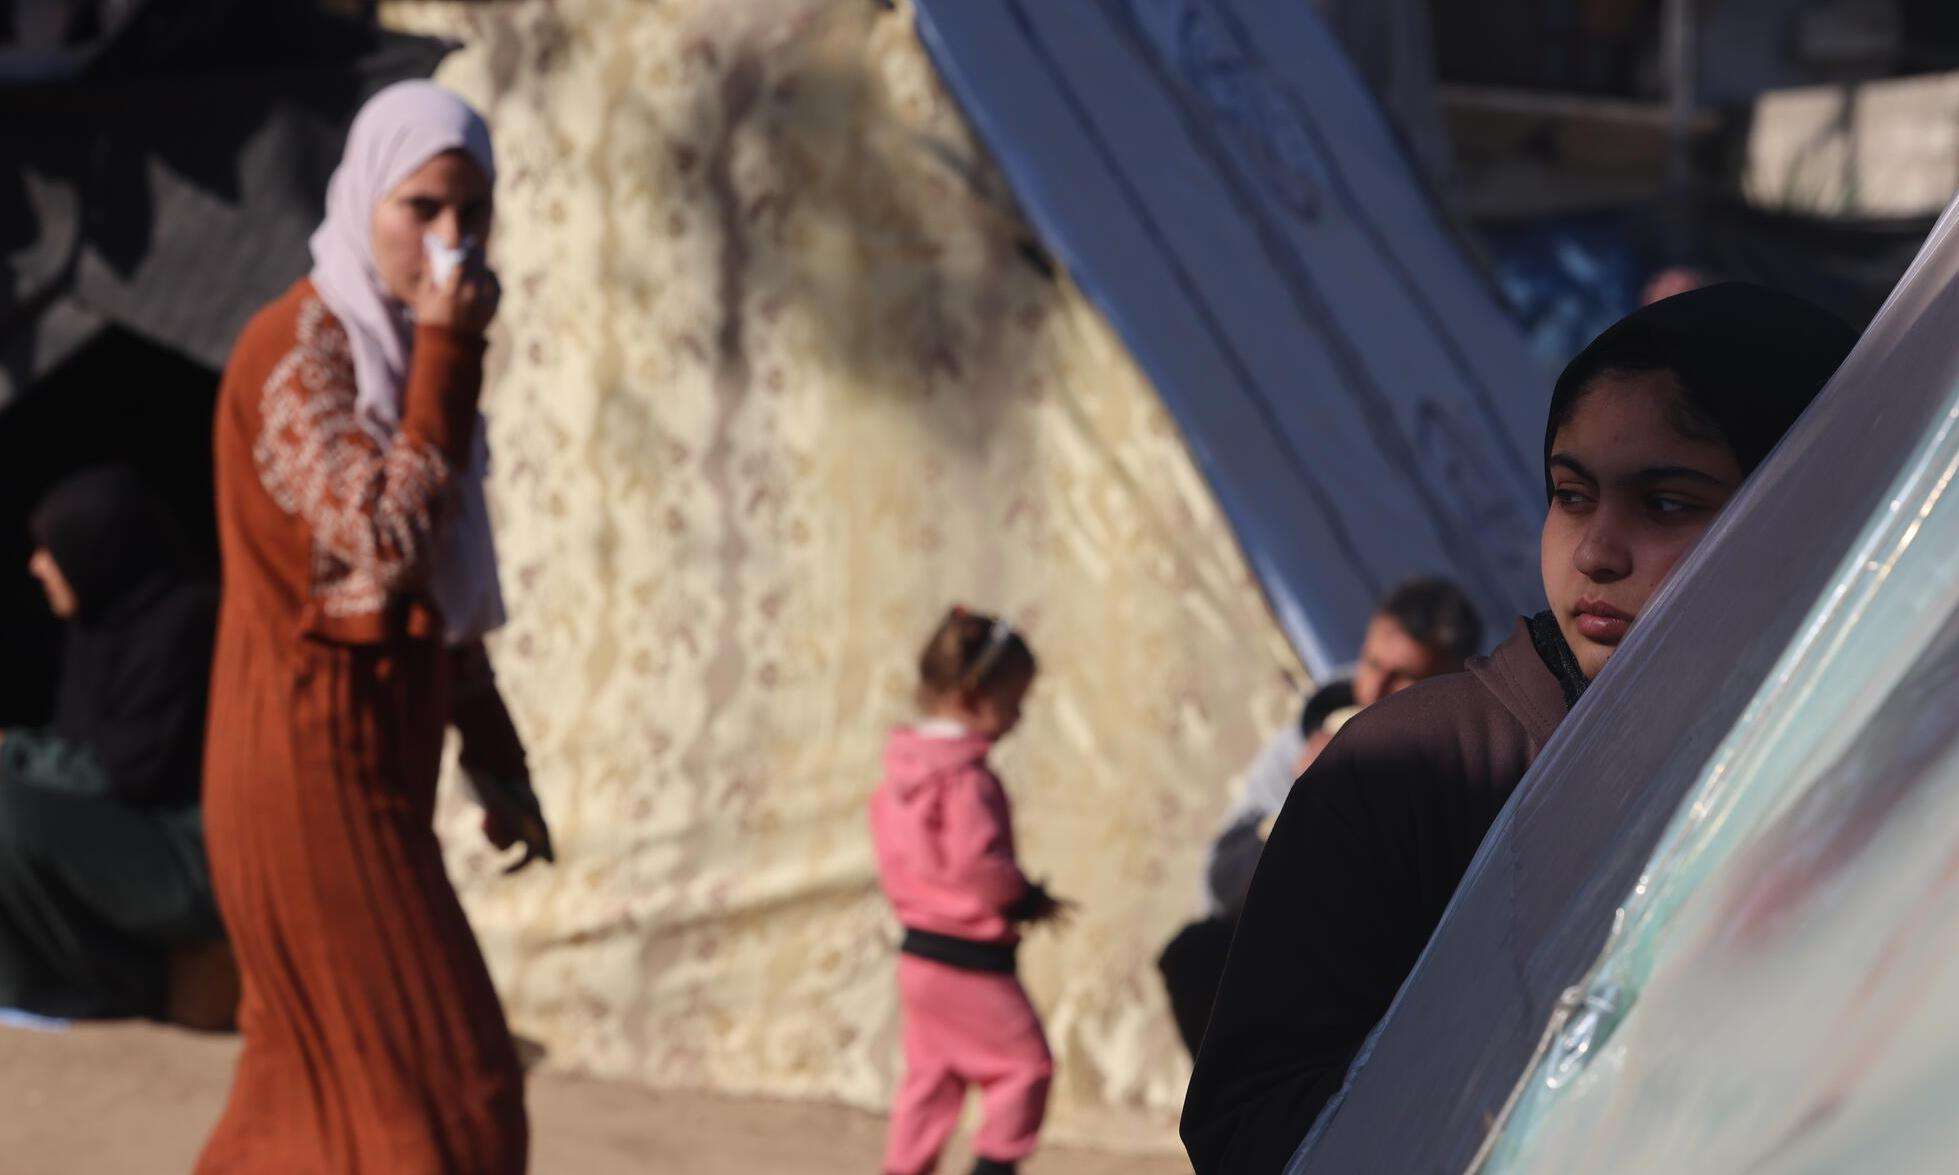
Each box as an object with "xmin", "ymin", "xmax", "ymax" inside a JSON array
[{"xmin": 309, "ymin": 80, "xmax": 505, "ymax": 646}]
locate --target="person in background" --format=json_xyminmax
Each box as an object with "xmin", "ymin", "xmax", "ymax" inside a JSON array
[
  {"xmin": 197, "ymin": 82, "xmax": 549, "ymax": 1174},
  {"xmin": 871, "ymin": 607, "xmax": 1071, "ymax": 1175},
  {"xmin": 1181, "ymin": 284, "xmax": 1858, "ymax": 1173},
  {"xmin": 1157, "ymin": 578, "xmax": 1483, "ymax": 1057},
  {"xmin": 0, "ymin": 465, "xmax": 227, "ymax": 1025},
  {"xmin": 1641, "ymin": 264, "xmax": 1710, "ymax": 306}
]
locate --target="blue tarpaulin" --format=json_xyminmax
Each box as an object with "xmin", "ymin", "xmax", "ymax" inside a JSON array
[{"xmin": 913, "ymin": 0, "xmax": 1548, "ymax": 676}]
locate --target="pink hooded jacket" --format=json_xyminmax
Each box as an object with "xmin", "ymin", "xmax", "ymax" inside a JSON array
[{"xmin": 869, "ymin": 725, "xmax": 1033, "ymax": 945}]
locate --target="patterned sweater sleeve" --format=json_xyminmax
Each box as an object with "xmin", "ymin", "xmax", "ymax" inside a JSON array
[{"xmin": 252, "ymin": 300, "xmax": 484, "ymax": 619}]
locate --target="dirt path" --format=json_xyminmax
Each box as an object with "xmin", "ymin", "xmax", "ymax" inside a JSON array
[{"xmin": 0, "ymin": 1022, "xmax": 1190, "ymax": 1173}]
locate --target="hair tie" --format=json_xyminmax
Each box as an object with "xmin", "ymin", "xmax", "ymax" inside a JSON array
[
  {"xmin": 982, "ymin": 619, "xmax": 1012, "ymax": 658},
  {"xmin": 964, "ymin": 618, "xmax": 1015, "ymax": 686}
]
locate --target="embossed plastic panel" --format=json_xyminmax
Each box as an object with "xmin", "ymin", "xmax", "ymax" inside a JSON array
[{"xmin": 911, "ymin": 0, "xmax": 1547, "ymax": 679}]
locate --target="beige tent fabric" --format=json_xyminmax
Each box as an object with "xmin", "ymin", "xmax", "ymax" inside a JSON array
[{"xmin": 384, "ymin": 0, "xmax": 1305, "ymax": 1149}]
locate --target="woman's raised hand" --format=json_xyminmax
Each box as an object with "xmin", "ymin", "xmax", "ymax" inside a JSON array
[{"xmin": 413, "ymin": 247, "xmax": 501, "ymax": 337}]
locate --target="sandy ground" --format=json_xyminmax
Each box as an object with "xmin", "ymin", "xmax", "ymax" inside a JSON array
[{"xmin": 0, "ymin": 1022, "xmax": 1192, "ymax": 1173}]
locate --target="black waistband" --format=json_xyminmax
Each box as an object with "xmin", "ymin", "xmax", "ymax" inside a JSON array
[{"xmin": 900, "ymin": 928, "xmax": 1018, "ymax": 974}]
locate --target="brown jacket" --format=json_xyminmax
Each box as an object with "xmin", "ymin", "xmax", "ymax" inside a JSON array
[{"xmin": 1181, "ymin": 619, "xmax": 1569, "ymax": 1174}]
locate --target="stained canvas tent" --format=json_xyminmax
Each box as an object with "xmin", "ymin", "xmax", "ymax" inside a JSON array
[
  {"xmin": 1293, "ymin": 196, "xmax": 1959, "ymax": 1171},
  {"xmin": 371, "ymin": 0, "xmax": 1557, "ymax": 1148},
  {"xmin": 382, "ymin": 0, "xmax": 1307, "ymax": 1147}
]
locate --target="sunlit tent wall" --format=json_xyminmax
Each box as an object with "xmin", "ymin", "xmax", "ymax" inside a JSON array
[
  {"xmin": 382, "ymin": 0, "xmax": 1305, "ymax": 1147},
  {"xmin": 1292, "ymin": 197, "xmax": 1959, "ymax": 1170}
]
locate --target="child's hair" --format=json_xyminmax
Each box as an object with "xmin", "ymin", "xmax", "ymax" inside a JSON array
[
  {"xmin": 1379, "ymin": 577, "xmax": 1483, "ymax": 665},
  {"xmin": 917, "ymin": 606, "xmax": 1037, "ymax": 708}
]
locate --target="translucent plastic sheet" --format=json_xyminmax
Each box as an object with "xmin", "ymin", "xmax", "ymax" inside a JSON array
[
  {"xmin": 1484, "ymin": 227, "xmax": 1959, "ymax": 1167},
  {"xmin": 1292, "ymin": 196, "xmax": 1959, "ymax": 1172}
]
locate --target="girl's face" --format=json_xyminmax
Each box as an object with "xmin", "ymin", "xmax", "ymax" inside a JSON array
[
  {"xmin": 1541, "ymin": 372, "xmax": 1744, "ymax": 679},
  {"xmin": 370, "ymin": 150, "xmax": 493, "ymax": 305}
]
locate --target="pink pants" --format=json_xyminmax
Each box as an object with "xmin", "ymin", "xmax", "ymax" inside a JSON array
[{"xmin": 883, "ymin": 955, "xmax": 1053, "ymax": 1175}]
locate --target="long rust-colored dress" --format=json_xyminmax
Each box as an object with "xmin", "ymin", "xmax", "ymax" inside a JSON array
[{"xmin": 197, "ymin": 280, "xmax": 527, "ymax": 1174}]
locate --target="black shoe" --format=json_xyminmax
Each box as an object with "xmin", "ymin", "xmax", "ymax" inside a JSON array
[{"xmin": 970, "ymin": 1159, "xmax": 1016, "ymax": 1175}]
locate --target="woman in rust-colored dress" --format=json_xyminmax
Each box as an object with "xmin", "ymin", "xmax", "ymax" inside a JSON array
[{"xmin": 198, "ymin": 82, "xmax": 551, "ymax": 1174}]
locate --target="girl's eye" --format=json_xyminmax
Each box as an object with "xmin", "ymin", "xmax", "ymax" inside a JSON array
[
  {"xmin": 1552, "ymin": 488, "xmax": 1592, "ymax": 510},
  {"xmin": 1649, "ymin": 495, "xmax": 1702, "ymax": 517},
  {"xmin": 407, "ymin": 198, "xmax": 441, "ymax": 220}
]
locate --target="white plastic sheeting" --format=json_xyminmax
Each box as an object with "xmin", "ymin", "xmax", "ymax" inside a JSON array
[
  {"xmin": 1485, "ymin": 200, "xmax": 1959, "ymax": 1170},
  {"xmin": 1292, "ymin": 197, "xmax": 1959, "ymax": 1171}
]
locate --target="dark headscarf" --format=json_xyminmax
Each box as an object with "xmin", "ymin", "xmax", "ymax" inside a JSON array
[
  {"xmin": 1543, "ymin": 282, "xmax": 1859, "ymax": 499},
  {"xmin": 29, "ymin": 466, "xmax": 181, "ymax": 619},
  {"xmin": 27, "ymin": 467, "xmax": 216, "ymax": 806},
  {"xmin": 1531, "ymin": 284, "xmax": 1858, "ymax": 696}
]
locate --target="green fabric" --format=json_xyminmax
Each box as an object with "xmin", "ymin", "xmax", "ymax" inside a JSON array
[
  {"xmin": 0, "ymin": 728, "xmax": 113, "ymax": 799},
  {"xmin": 0, "ymin": 779, "xmax": 218, "ymax": 1017}
]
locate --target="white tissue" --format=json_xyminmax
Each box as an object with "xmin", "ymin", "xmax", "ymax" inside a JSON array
[{"xmin": 423, "ymin": 233, "xmax": 476, "ymax": 287}]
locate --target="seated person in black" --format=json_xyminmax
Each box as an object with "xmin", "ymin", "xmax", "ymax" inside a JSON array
[
  {"xmin": 0, "ymin": 466, "xmax": 227, "ymax": 1022},
  {"xmin": 1180, "ymin": 285, "xmax": 1859, "ymax": 1172},
  {"xmin": 1158, "ymin": 578, "xmax": 1483, "ymax": 1056}
]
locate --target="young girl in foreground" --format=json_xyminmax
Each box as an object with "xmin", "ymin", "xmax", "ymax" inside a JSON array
[
  {"xmin": 871, "ymin": 608, "xmax": 1072, "ymax": 1175},
  {"xmin": 1181, "ymin": 283, "xmax": 1860, "ymax": 1174}
]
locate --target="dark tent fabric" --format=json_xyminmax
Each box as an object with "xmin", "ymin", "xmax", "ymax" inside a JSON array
[
  {"xmin": 0, "ymin": 12, "xmax": 447, "ymax": 725},
  {"xmin": 1289, "ymin": 203, "xmax": 1959, "ymax": 1171},
  {"xmin": 911, "ymin": 0, "xmax": 1547, "ymax": 679},
  {"xmin": 1, "ymin": 0, "xmax": 249, "ymax": 85},
  {"xmin": 0, "ymin": 19, "xmax": 450, "ymax": 402}
]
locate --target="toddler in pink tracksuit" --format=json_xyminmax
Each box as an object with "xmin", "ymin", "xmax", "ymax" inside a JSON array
[{"xmin": 870, "ymin": 607, "xmax": 1071, "ymax": 1175}]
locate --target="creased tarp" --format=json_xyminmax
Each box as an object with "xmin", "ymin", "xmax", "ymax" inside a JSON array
[
  {"xmin": 0, "ymin": 27, "xmax": 449, "ymax": 402},
  {"xmin": 1290, "ymin": 199, "xmax": 1959, "ymax": 1172},
  {"xmin": 910, "ymin": 0, "xmax": 1546, "ymax": 679}
]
